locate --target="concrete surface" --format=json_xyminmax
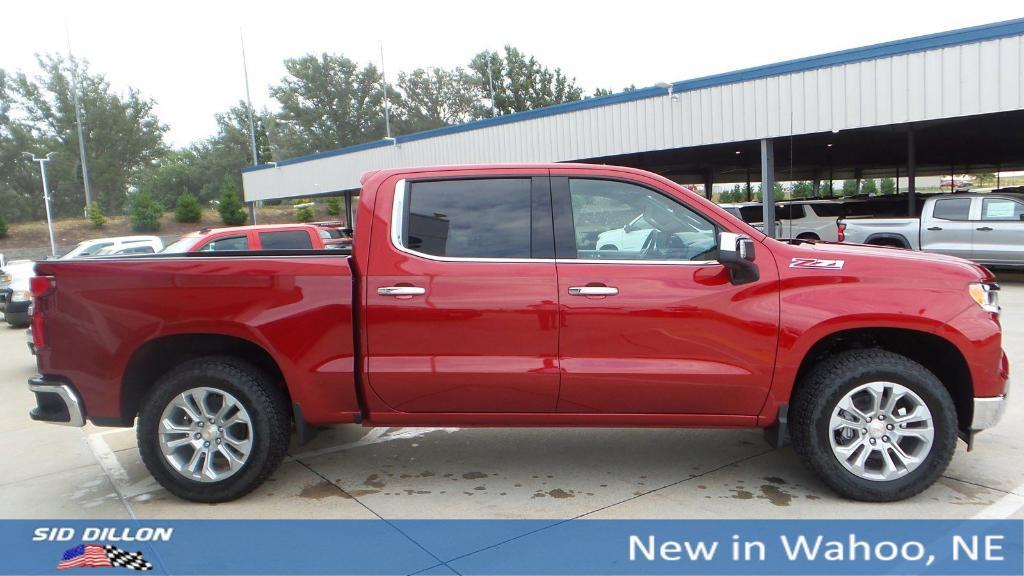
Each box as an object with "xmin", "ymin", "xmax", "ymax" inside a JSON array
[{"xmin": 1, "ymin": 272, "xmax": 1021, "ymax": 559}]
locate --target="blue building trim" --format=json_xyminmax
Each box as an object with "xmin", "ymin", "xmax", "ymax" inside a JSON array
[{"xmin": 243, "ymin": 17, "xmax": 1024, "ymax": 173}]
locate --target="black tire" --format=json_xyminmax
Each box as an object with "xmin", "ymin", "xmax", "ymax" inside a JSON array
[
  {"xmin": 790, "ymin": 349, "xmax": 957, "ymax": 502},
  {"xmin": 137, "ymin": 356, "xmax": 290, "ymax": 502}
]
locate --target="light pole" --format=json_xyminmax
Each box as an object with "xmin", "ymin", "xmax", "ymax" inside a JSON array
[{"xmin": 24, "ymin": 152, "xmax": 58, "ymax": 258}]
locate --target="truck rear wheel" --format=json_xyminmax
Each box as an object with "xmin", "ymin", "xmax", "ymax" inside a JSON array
[
  {"xmin": 137, "ymin": 356, "xmax": 290, "ymax": 502},
  {"xmin": 790, "ymin": 349, "xmax": 957, "ymax": 501}
]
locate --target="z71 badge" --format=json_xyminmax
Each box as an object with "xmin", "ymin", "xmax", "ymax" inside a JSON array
[{"xmin": 790, "ymin": 257, "xmax": 845, "ymax": 269}]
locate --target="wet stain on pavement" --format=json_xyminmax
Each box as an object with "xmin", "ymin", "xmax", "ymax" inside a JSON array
[
  {"xmin": 758, "ymin": 484, "xmax": 793, "ymax": 506},
  {"xmin": 462, "ymin": 472, "xmax": 488, "ymax": 480},
  {"xmin": 763, "ymin": 477, "xmax": 787, "ymax": 485},
  {"xmin": 729, "ymin": 489, "xmax": 754, "ymax": 500},
  {"xmin": 300, "ymin": 481, "xmax": 347, "ymax": 500},
  {"xmin": 364, "ymin": 474, "xmax": 386, "ymax": 489}
]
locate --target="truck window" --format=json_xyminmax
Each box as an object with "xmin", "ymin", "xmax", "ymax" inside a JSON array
[
  {"xmin": 811, "ymin": 203, "xmax": 846, "ymax": 217},
  {"xmin": 932, "ymin": 198, "xmax": 971, "ymax": 221},
  {"xmin": 776, "ymin": 205, "xmax": 805, "ymax": 220},
  {"xmin": 259, "ymin": 230, "xmax": 314, "ymax": 250},
  {"xmin": 568, "ymin": 178, "xmax": 717, "ymax": 262},
  {"xmin": 403, "ymin": 179, "xmax": 532, "ymax": 259},
  {"xmin": 981, "ymin": 198, "xmax": 1024, "ymax": 221},
  {"xmin": 200, "ymin": 235, "xmax": 249, "ymax": 252},
  {"xmin": 79, "ymin": 242, "xmax": 114, "ymax": 256}
]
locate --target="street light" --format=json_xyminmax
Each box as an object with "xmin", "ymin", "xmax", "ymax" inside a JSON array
[{"xmin": 23, "ymin": 152, "xmax": 58, "ymax": 258}]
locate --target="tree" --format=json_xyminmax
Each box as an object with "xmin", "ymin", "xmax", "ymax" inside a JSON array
[
  {"xmin": 87, "ymin": 202, "xmax": 105, "ymax": 229},
  {"xmin": 841, "ymin": 179, "xmax": 859, "ymax": 196},
  {"xmin": 880, "ymin": 177, "xmax": 896, "ymax": 195},
  {"xmin": 326, "ymin": 196, "xmax": 341, "ymax": 216},
  {"xmin": 861, "ymin": 178, "xmax": 878, "ymax": 195},
  {"xmin": 468, "ymin": 46, "xmax": 583, "ymax": 117},
  {"xmin": 9, "ymin": 54, "xmax": 166, "ymax": 217},
  {"xmin": 294, "ymin": 200, "xmax": 315, "ymax": 223},
  {"xmin": 217, "ymin": 177, "xmax": 247, "ymax": 226},
  {"xmin": 270, "ymin": 53, "xmax": 392, "ymax": 158},
  {"xmin": 128, "ymin": 190, "xmax": 162, "ymax": 232},
  {"xmin": 396, "ymin": 67, "xmax": 478, "ymax": 132},
  {"xmin": 175, "ymin": 192, "xmax": 202, "ymax": 223},
  {"xmin": 791, "ymin": 181, "xmax": 813, "ymax": 199},
  {"xmin": 0, "ymin": 212, "xmax": 7, "ymax": 238}
]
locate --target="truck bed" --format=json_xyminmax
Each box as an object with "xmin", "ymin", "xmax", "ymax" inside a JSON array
[{"xmin": 33, "ymin": 252, "xmax": 359, "ymax": 426}]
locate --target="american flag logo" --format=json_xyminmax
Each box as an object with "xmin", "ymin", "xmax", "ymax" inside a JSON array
[{"xmin": 58, "ymin": 544, "xmax": 154, "ymax": 571}]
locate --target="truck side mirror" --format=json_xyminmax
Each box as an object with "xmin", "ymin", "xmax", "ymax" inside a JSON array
[{"xmin": 718, "ymin": 232, "xmax": 759, "ymax": 285}]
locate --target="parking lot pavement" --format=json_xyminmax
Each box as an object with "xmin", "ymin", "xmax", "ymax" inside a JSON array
[{"xmin": 1, "ymin": 276, "xmax": 1021, "ymax": 530}]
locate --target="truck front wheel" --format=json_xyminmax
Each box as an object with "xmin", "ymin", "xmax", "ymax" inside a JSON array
[
  {"xmin": 137, "ymin": 356, "xmax": 291, "ymax": 502},
  {"xmin": 790, "ymin": 349, "xmax": 957, "ymax": 501}
]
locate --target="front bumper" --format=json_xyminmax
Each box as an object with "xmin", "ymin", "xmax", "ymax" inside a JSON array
[
  {"xmin": 28, "ymin": 376, "xmax": 85, "ymax": 427},
  {"xmin": 972, "ymin": 394, "xmax": 1008, "ymax": 431}
]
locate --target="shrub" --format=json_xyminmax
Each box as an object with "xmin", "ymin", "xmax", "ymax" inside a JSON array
[
  {"xmin": 128, "ymin": 191, "xmax": 163, "ymax": 232},
  {"xmin": 0, "ymin": 213, "xmax": 7, "ymax": 239},
  {"xmin": 294, "ymin": 200, "xmax": 315, "ymax": 223},
  {"xmin": 87, "ymin": 202, "xmax": 106, "ymax": 229},
  {"xmin": 326, "ymin": 196, "xmax": 341, "ymax": 216},
  {"xmin": 218, "ymin": 178, "xmax": 247, "ymax": 226},
  {"xmin": 175, "ymin": 192, "xmax": 202, "ymax": 223}
]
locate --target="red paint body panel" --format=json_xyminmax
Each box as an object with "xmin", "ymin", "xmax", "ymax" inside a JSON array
[{"xmin": 30, "ymin": 163, "xmax": 1007, "ymax": 431}]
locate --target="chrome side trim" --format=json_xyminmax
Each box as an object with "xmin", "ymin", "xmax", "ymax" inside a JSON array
[
  {"xmin": 390, "ymin": 179, "xmax": 721, "ymax": 267},
  {"xmin": 378, "ymin": 286, "xmax": 426, "ymax": 296},
  {"xmin": 568, "ymin": 286, "xmax": 619, "ymax": 296},
  {"xmin": 971, "ymin": 395, "xmax": 1007, "ymax": 431},
  {"xmin": 28, "ymin": 383, "xmax": 85, "ymax": 427}
]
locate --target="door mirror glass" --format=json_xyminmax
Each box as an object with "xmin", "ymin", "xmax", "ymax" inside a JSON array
[{"xmin": 718, "ymin": 232, "xmax": 759, "ymax": 285}]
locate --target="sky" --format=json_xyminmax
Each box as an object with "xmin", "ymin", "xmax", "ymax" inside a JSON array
[{"xmin": 2, "ymin": 0, "xmax": 1022, "ymax": 148}]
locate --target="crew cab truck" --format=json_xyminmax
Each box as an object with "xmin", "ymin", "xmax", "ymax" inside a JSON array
[
  {"xmin": 27, "ymin": 164, "xmax": 1008, "ymax": 503},
  {"xmin": 162, "ymin": 224, "xmax": 327, "ymax": 253},
  {"xmin": 839, "ymin": 192, "xmax": 1024, "ymax": 267}
]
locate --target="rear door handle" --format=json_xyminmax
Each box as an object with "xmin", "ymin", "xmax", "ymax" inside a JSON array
[
  {"xmin": 378, "ymin": 286, "xmax": 426, "ymax": 296},
  {"xmin": 926, "ymin": 227, "xmax": 943, "ymax": 231},
  {"xmin": 568, "ymin": 286, "xmax": 618, "ymax": 296},
  {"xmin": 976, "ymin": 226, "xmax": 993, "ymax": 232}
]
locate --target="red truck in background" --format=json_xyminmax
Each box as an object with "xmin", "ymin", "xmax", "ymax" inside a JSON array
[
  {"xmin": 162, "ymin": 224, "xmax": 328, "ymax": 253},
  {"xmin": 27, "ymin": 164, "xmax": 1008, "ymax": 503}
]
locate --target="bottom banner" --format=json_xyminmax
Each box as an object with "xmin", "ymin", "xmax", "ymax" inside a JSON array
[{"xmin": 4, "ymin": 519, "xmax": 1021, "ymax": 575}]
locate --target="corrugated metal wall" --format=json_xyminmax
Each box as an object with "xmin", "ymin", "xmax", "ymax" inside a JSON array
[{"xmin": 243, "ymin": 34, "xmax": 1024, "ymax": 201}]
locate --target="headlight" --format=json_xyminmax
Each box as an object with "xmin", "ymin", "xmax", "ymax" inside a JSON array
[
  {"xmin": 969, "ymin": 283, "xmax": 1000, "ymax": 316},
  {"xmin": 11, "ymin": 290, "xmax": 32, "ymax": 302}
]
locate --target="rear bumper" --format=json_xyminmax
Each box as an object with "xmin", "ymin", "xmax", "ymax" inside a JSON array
[{"xmin": 28, "ymin": 376, "xmax": 85, "ymax": 427}]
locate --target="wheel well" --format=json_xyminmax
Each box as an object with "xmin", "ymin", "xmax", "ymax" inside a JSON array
[
  {"xmin": 796, "ymin": 232, "xmax": 820, "ymax": 240},
  {"xmin": 866, "ymin": 234, "xmax": 910, "ymax": 249},
  {"xmin": 792, "ymin": 328, "xmax": 972, "ymax": 430},
  {"xmin": 120, "ymin": 334, "xmax": 288, "ymax": 425}
]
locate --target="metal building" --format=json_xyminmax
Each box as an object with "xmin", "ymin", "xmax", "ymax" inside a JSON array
[{"xmin": 242, "ymin": 18, "xmax": 1024, "ymax": 232}]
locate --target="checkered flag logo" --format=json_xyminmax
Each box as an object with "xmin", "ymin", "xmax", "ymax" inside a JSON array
[
  {"xmin": 58, "ymin": 544, "xmax": 153, "ymax": 571},
  {"xmin": 105, "ymin": 545, "xmax": 154, "ymax": 571}
]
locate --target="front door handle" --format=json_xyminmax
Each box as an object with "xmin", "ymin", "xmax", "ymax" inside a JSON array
[
  {"xmin": 378, "ymin": 286, "xmax": 426, "ymax": 296},
  {"xmin": 927, "ymin": 226, "xmax": 943, "ymax": 231},
  {"xmin": 568, "ymin": 286, "xmax": 618, "ymax": 296},
  {"xmin": 976, "ymin": 226, "xmax": 993, "ymax": 232}
]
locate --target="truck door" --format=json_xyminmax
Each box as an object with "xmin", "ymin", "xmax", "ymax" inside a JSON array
[
  {"xmin": 921, "ymin": 197, "xmax": 973, "ymax": 259},
  {"xmin": 550, "ymin": 171, "xmax": 780, "ymax": 416},
  {"xmin": 973, "ymin": 196, "xmax": 1024, "ymax": 266},
  {"xmin": 364, "ymin": 174, "xmax": 560, "ymax": 413}
]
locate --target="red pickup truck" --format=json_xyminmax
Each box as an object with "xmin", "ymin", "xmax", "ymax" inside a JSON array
[{"xmin": 27, "ymin": 164, "xmax": 1008, "ymax": 503}]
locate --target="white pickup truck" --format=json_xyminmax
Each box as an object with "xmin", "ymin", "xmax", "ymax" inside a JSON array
[{"xmin": 839, "ymin": 192, "xmax": 1024, "ymax": 267}]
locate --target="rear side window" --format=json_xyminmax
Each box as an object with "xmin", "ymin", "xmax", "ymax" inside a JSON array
[
  {"xmin": 776, "ymin": 205, "xmax": 805, "ymax": 220},
  {"xmin": 81, "ymin": 242, "xmax": 113, "ymax": 256},
  {"xmin": 403, "ymin": 179, "xmax": 532, "ymax": 258},
  {"xmin": 932, "ymin": 198, "xmax": 971, "ymax": 221},
  {"xmin": 260, "ymin": 230, "xmax": 314, "ymax": 250},
  {"xmin": 200, "ymin": 235, "xmax": 249, "ymax": 252},
  {"xmin": 981, "ymin": 198, "xmax": 1024, "ymax": 221},
  {"xmin": 811, "ymin": 203, "xmax": 846, "ymax": 217}
]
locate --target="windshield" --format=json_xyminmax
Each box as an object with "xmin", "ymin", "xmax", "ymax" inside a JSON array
[{"xmin": 162, "ymin": 236, "xmax": 202, "ymax": 253}]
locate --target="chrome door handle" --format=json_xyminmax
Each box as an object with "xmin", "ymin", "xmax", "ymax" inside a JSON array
[
  {"xmin": 378, "ymin": 286, "xmax": 426, "ymax": 296},
  {"xmin": 568, "ymin": 286, "xmax": 618, "ymax": 296}
]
